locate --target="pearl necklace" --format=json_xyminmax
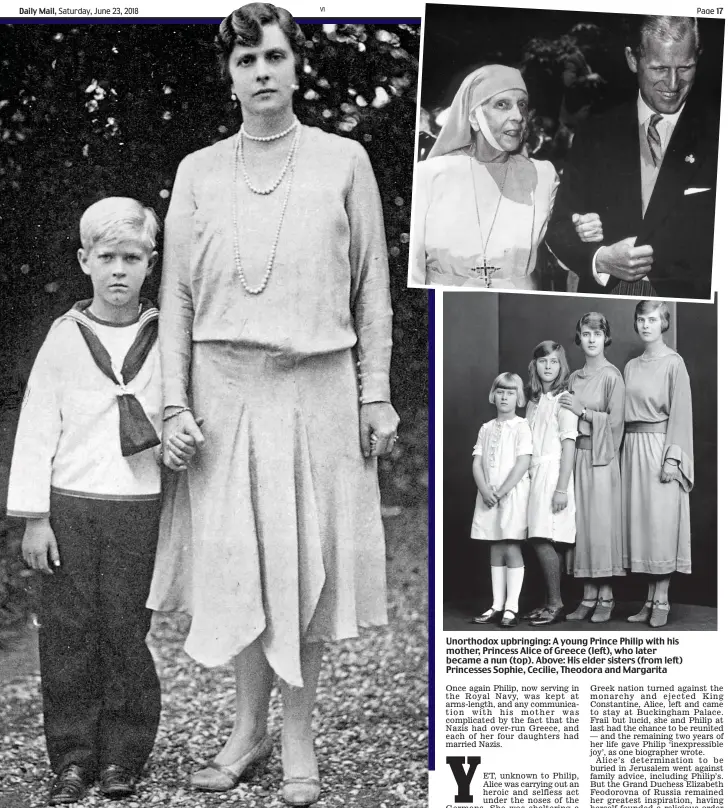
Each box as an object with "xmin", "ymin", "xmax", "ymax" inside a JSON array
[
  {"xmin": 232, "ymin": 124, "xmax": 301, "ymax": 295},
  {"xmin": 240, "ymin": 120, "xmax": 300, "ymax": 196},
  {"xmin": 241, "ymin": 118, "xmax": 297, "ymax": 142}
]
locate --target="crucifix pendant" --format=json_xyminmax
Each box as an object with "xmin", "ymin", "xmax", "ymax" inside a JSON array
[{"xmin": 471, "ymin": 262, "xmax": 499, "ymax": 287}]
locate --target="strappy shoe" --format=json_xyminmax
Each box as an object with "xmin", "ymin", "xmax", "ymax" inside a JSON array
[
  {"xmin": 565, "ymin": 599, "xmax": 597, "ymax": 621},
  {"xmin": 524, "ymin": 605, "xmax": 547, "ymax": 620},
  {"xmin": 530, "ymin": 606, "xmax": 565, "ymax": 626},
  {"xmin": 281, "ymin": 776, "xmax": 322, "ymax": 806},
  {"xmin": 627, "ymin": 601, "xmax": 653, "ymax": 623},
  {"xmin": 649, "ymin": 601, "xmax": 671, "ymax": 628},
  {"xmin": 472, "ymin": 608, "xmax": 503, "ymax": 624},
  {"xmin": 500, "ymin": 610, "xmax": 519, "ymax": 628},
  {"xmin": 590, "ymin": 598, "xmax": 615, "ymax": 623},
  {"xmin": 190, "ymin": 735, "xmax": 273, "ymax": 792}
]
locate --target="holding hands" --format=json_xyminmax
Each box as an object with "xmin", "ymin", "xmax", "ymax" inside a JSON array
[
  {"xmin": 481, "ymin": 484, "xmax": 499, "ymax": 509},
  {"xmin": 163, "ymin": 409, "xmax": 205, "ymax": 472}
]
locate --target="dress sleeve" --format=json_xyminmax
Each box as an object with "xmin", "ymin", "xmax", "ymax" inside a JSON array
[
  {"xmin": 159, "ymin": 153, "xmax": 197, "ymax": 409},
  {"xmin": 516, "ymin": 420, "xmax": 533, "ymax": 456},
  {"xmin": 472, "ymin": 424, "xmax": 486, "ymax": 456},
  {"xmin": 6, "ymin": 326, "xmax": 64, "ymax": 518},
  {"xmin": 533, "ymin": 161, "xmax": 560, "ymax": 254},
  {"xmin": 589, "ymin": 369, "xmax": 625, "ymax": 467},
  {"xmin": 558, "ymin": 407, "xmax": 579, "ymax": 442},
  {"xmin": 664, "ymin": 356, "xmax": 694, "ymax": 492},
  {"xmin": 409, "ymin": 161, "xmax": 431, "ymax": 285},
  {"xmin": 347, "ymin": 143, "xmax": 393, "ymax": 404}
]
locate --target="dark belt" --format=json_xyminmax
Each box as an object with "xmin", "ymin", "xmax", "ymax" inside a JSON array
[{"xmin": 625, "ymin": 421, "xmax": 668, "ymax": 434}]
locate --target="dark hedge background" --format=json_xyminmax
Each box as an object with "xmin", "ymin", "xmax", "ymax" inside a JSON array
[{"xmin": 0, "ymin": 21, "xmax": 426, "ymax": 629}]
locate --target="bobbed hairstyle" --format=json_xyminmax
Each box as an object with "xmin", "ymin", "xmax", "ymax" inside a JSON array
[
  {"xmin": 575, "ymin": 311, "xmax": 612, "ymax": 348},
  {"xmin": 79, "ymin": 197, "xmax": 159, "ymax": 253},
  {"xmin": 527, "ymin": 341, "xmax": 571, "ymax": 402},
  {"xmin": 634, "ymin": 299, "xmax": 671, "ymax": 334},
  {"xmin": 627, "ymin": 15, "xmax": 701, "ymax": 59},
  {"xmin": 489, "ymin": 372, "xmax": 526, "ymax": 408},
  {"xmin": 215, "ymin": 3, "xmax": 305, "ymax": 83}
]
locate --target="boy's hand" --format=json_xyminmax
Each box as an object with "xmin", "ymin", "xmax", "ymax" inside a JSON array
[
  {"xmin": 22, "ymin": 518, "xmax": 60, "ymax": 574},
  {"xmin": 163, "ymin": 410, "xmax": 205, "ymax": 472}
]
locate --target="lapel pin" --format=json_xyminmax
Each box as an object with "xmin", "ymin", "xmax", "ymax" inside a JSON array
[{"xmin": 685, "ymin": 154, "xmax": 695, "ymax": 163}]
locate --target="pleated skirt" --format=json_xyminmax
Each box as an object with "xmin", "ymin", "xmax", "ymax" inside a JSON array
[{"xmin": 147, "ymin": 343, "xmax": 387, "ymax": 687}]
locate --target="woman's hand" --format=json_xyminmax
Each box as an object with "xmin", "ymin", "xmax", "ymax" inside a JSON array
[
  {"xmin": 22, "ymin": 518, "xmax": 60, "ymax": 574},
  {"xmin": 572, "ymin": 212, "xmax": 603, "ymax": 243},
  {"xmin": 660, "ymin": 459, "xmax": 680, "ymax": 483},
  {"xmin": 558, "ymin": 391, "xmax": 583, "ymax": 418},
  {"xmin": 360, "ymin": 401, "xmax": 400, "ymax": 458},
  {"xmin": 552, "ymin": 490, "xmax": 568, "ymax": 513},
  {"xmin": 163, "ymin": 410, "xmax": 205, "ymax": 472}
]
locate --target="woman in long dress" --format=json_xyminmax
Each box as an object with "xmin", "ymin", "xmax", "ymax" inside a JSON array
[
  {"xmin": 622, "ymin": 300, "xmax": 693, "ymax": 628},
  {"xmin": 146, "ymin": 5, "xmax": 399, "ymax": 804},
  {"xmin": 558, "ymin": 312, "xmax": 625, "ymax": 623},
  {"xmin": 409, "ymin": 64, "xmax": 559, "ymax": 289}
]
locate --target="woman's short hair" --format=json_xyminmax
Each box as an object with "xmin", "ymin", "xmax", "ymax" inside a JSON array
[
  {"xmin": 489, "ymin": 372, "xmax": 526, "ymax": 408},
  {"xmin": 79, "ymin": 197, "xmax": 159, "ymax": 253},
  {"xmin": 634, "ymin": 299, "xmax": 671, "ymax": 333},
  {"xmin": 574, "ymin": 311, "xmax": 612, "ymax": 348},
  {"xmin": 527, "ymin": 341, "xmax": 571, "ymax": 401},
  {"xmin": 215, "ymin": 3, "xmax": 305, "ymax": 83}
]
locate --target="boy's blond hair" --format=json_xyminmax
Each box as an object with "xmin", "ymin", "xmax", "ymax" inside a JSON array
[{"xmin": 79, "ymin": 197, "xmax": 160, "ymax": 252}]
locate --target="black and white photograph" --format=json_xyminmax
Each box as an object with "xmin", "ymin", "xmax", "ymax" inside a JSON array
[
  {"xmin": 410, "ymin": 5, "xmax": 723, "ymax": 300},
  {"xmin": 0, "ymin": 9, "xmax": 427, "ymax": 808},
  {"xmin": 442, "ymin": 291, "xmax": 716, "ymax": 632}
]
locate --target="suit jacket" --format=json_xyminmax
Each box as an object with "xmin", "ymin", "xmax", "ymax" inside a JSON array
[{"xmin": 546, "ymin": 94, "xmax": 719, "ymax": 299}]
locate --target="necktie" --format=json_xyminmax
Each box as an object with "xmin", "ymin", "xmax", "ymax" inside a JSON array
[{"xmin": 647, "ymin": 113, "xmax": 663, "ymax": 166}]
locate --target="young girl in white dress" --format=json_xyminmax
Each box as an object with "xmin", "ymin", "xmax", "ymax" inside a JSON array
[
  {"xmin": 471, "ymin": 373, "xmax": 533, "ymax": 628},
  {"xmin": 524, "ymin": 341, "xmax": 578, "ymax": 626}
]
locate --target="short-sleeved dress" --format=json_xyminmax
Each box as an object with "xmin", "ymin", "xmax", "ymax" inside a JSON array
[
  {"xmin": 526, "ymin": 392, "xmax": 578, "ymax": 543},
  {"xmin": 410, "ymin": 154, "xmax": 559, "ymax": 289},
  {"xmin": 622, "ymin": 350, "xmax": 693, "ymax": 574},
  {"xmin": 567, "ymin": 363, "xmax": 626, "ymax": 578},
  {"xmin": 146, "ymin": 125, "xmax": 393, "ymax": 687},
  {"xmin": 471, "ymin": 417, "xmax": 532, "ymax": 542}
]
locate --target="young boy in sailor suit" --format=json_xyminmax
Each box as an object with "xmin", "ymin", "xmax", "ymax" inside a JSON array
[{"xmin": 6, "ymin": 197, "xmax": 188, "ymax": 805}]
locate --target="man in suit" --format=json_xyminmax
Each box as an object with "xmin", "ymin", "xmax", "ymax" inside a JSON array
[{"xmin": 546, "ymin": 16, "xmax": 718, "ymax": 300}]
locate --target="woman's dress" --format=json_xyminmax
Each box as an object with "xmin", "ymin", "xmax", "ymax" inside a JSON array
[
  {"xmin": 622, "ymin": 350, "xmax": 693, "ymax": 574},
  {"xmin": 526, "ymin": 393, "xmax": 577, "ymax": 543},
  {"xmin": 471, "ymin": 417, "xmax": 532, "ymax": 542},
  {"xmin": 567, "ymin": 363, "xmax": 625, "ymax": 578},
  {"xmin": 146, "ymin": 126, "xmax": 392, "ymax": 687},
  {"xmin": 410, "ymin": 154, "xmax": 558, "ymax": 289}
]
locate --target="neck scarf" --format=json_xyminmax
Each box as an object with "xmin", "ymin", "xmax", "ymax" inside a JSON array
[{"xmin": 63, "ymin": 299, "xmax": 160, "ymax": 457}]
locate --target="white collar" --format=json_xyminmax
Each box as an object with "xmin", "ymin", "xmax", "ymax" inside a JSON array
[{"xmin": 637, "ymin": 92, "xmax": 685, "ymax": 128}]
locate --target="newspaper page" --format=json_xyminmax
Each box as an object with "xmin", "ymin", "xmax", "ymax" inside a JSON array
[
  {"xmin": 424, "ymin": 3, "xmax": 723, "ymax": 808},
  {"xmin": 0, "ymin": 3, "xmax": 427, "ymax": 808}
]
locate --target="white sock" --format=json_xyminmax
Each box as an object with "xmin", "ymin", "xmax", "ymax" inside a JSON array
[
  {"xmin": 505, "ymin": 566, "xmax": 525, "ymax": 614},
  {"xmin": 491, "ymin": 565, "xmax": 506, "ymax": 611}
]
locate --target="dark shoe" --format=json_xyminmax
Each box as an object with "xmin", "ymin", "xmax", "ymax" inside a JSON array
[
  {"xmin": 98, "ymin": 764, "xmax": 137, "ymax": 799},
  {"xmin": 565, "ymin": 599, "xmax": 597, "ymax": 621},
  {"xmin": 530, "ymin": 606, "xmax": 565, "ymax": 626},
  {"xmin": 500, "ymin": 610, "xmax": 519, "ymax": 628},
  {"xmin": 48, "ymin": 764, "xmax": 91, "ymax": 806},
  {"xmin": 472, "ymin": 608, "xmax": 503, "ymax": 624},
  {"xmin": 524, "ymin": 605, "xmax": 546, "ymax": 620}
]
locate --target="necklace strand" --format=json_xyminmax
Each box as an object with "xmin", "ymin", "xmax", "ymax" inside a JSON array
[
  {"xmin": 240, "ymin": 120, "xmax": 300, "ymax": 195},
  {"xmin": 241, "ymin": 117, "xmax": 297, "ymax": 143},
  {"xmin": 232, "ymin": 124, "xmax": 301, "ymax": 295},
  {"xmin": 470, "ymin": 157, "xmax": 509, "ymax": 284}
]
